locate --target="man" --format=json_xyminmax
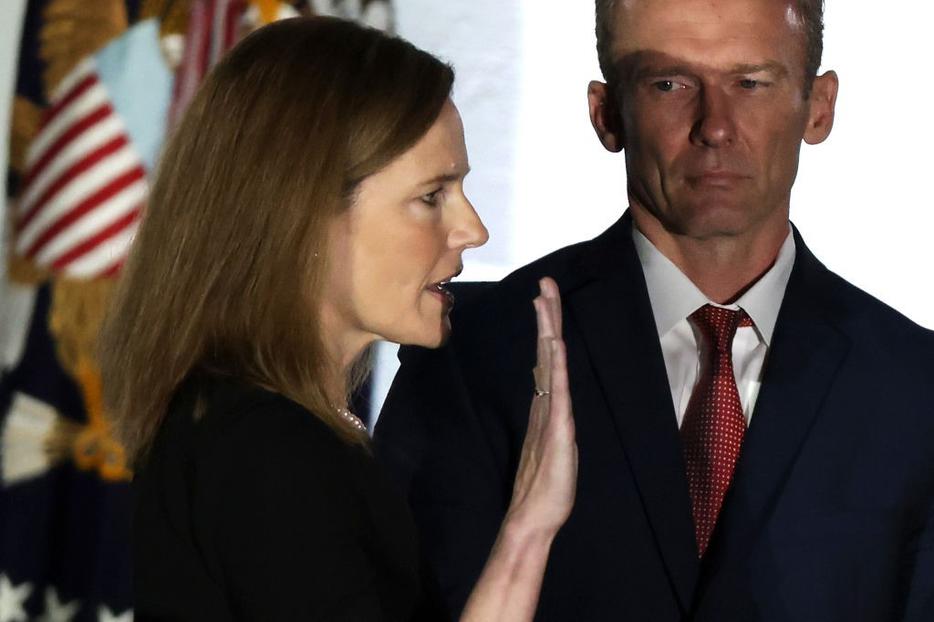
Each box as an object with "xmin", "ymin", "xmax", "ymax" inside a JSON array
[{"xmin": 375, "ymin": 0, "xmax": 934, "ymax": 619}]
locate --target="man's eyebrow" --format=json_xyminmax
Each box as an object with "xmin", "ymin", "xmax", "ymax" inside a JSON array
[
  {"xmin": 625, "ymin": 58, "xmax": 790, "ymax": 81},
  {"xmin": 632, "ymin": 64, "xmax": 698, "ymax": 80},
  {"xmin": 728, "ymin": 62, "xmax": 789, "ymax": 77}
]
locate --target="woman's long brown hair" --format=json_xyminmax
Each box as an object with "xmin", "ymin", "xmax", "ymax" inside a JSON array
[{"xmin": 98, "ymin": 17, "xmax": 454, "ymax": 460}]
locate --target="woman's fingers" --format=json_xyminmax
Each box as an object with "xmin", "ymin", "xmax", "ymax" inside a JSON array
[
  {"xmin": 548, "ymin": 339, "xmax": 571, "ymax": 424},
  {"xmin": 539, "ymin": 277, "xmax": 562, "ymax": 340},
  {"xmin": 513, "ymin": 279, "xmax": 576, "ymax": 527},
  {"xmin": 535, "ymin": 289, "xmax": 556, "ymax": 339},
  {"xmin": 545, "ymin": 337, "xmax": 576, "ymax": 509},
  {"xmin": 534, "ymin": 277, "xmax": 561, "ymax": 396},
  {"xmin": 533, "ymin": 297, "xmax": 553, "ymax": 396}
]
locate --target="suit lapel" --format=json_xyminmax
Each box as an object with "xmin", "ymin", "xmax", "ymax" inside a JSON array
[
  {"xmin": 564, "ymin": 214, "xmax": 700, "ymax": 612},
  {"xmin": 699, "ymin": 230, "xmax": 851, "ymax": 592}
]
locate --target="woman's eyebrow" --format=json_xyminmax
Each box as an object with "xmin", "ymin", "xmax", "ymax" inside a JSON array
[{"xmin": 420, "ymin": 166, "xmax": 471, "ymax": 186}]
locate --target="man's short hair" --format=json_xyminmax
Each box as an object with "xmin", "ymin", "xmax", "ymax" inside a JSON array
[{"xmin": 595, "ymin": 0, "xmax": 825, "ymax": 93}]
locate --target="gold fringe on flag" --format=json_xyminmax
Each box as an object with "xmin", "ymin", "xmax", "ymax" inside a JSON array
[
  {"xmin": 7, "ymin": 96, "xmax": 47, "ymax": 285},
  {"xmin": 140, "ymin": 0, "xmax": 191, "ymax": 38},
  {"xmin": 6, "ymin": 254, "xmax": 48, "ymax": 286},
  {"xmin": 39, "ymin": 0, "xmax": 128, "ymax": 96},
  {"xmin": 254, "ymin": 0, "xmax": 283, "ymax": 24},
  {"xmin": 8, "ymin": 96, "xmax": 42, "ymax": 176},
  {"xmin": 47, "ymin": 277, "xmax": 131, "ymax": 481}
]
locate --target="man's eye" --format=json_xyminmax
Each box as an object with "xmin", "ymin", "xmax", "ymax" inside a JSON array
[
  {"xmin": 653, "ymin": 80, "xmax": 677, "ymax": 92},
  {"xmin": 739, "ymin": 79, "xmax": 759, "ymax": 89}
]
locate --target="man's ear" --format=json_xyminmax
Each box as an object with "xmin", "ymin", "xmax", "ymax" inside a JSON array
[
  {"xmin": 803, "ymin": 70, "xmax": 839, "ymax": 145},
  {"xmin": 588, "ymin": 80, "xmax": 625, "ymax": 153}
]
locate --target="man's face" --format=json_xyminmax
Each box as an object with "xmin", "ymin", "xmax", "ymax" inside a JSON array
[{"xmin": 600, "ymin": 0, "xmax": 835, "ymax": 241}]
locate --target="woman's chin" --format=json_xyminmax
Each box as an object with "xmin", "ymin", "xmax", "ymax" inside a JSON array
[{"xmin": 392, "ymin": 317, "xmax": 452, "ymax": 350}]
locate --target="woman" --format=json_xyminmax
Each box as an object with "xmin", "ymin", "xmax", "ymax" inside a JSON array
[{"xmin": 99, "ymin": 16, "xmax": 575, "ymax": 621}]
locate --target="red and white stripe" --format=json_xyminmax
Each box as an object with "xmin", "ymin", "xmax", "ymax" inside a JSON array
[
  {"xmin": 169, "ymin": 0, "xmax": 247, "ymax": 127},
  {"xmin": 15, "ymin": 58, "xmax": 146, "ymax": 279}
]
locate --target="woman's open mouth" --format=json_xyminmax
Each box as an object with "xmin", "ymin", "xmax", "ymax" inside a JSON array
[{"xmin": 427, "ymin": 280, "xmax": 455, "ymax": 306}]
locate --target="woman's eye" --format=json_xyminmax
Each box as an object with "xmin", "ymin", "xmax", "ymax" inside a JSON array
[{"xmin": 421, "ymin": 189, "xmax": 442, "ymax": 207}]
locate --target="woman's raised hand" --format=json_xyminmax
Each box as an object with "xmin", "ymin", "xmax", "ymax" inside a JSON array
[
  {"xmin": 506, "ymin": 276, "xmax": 578, "ymax": 535},
  {"xmin": 459, "ymin": 276, "xmax": 577, "ymax": 622}
]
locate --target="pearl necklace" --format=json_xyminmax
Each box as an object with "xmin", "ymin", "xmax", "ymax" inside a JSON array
[{"xmin": 335, "ymin": 406, "xmax": 366, "ymax": 432}]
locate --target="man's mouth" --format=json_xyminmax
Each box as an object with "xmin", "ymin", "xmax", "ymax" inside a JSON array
[{"xmin": 685, "ymin": 170, "xmax": 749, "ymax": 188}]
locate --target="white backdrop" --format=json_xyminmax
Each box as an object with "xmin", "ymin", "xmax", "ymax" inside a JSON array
[
  {"xmin": 2, "ymin": 1, "xmax": 932, "ymax": 414},
  {"xmin": 375, "ymin": 0, "xmax": 934, "ymax": 415},
  {"xmin": 0, "ymin": 0, "xmax": 27, "ymax": 269},
  {"xmin": 396, "ymin": 0, "xmax": 934, "ymax": 314}
]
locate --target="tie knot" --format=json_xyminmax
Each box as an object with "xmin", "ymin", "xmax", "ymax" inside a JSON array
[{"xmin": 690, "ymin": 304, "xmax": 753, "ymax": 352}]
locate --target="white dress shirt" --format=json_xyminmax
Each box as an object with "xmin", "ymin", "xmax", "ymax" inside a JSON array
[{"xmin": 632, "ymin": 227, "xmax": 796, "ymax": 427}]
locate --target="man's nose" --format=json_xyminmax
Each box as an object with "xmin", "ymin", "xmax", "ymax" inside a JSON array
[{"xmin": 690, "ymin": 86, "xmax": 736, "ymax": 148}]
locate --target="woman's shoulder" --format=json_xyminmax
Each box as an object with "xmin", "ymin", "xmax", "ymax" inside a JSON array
[
  {"xmin": 133, "ymin": 375, "xmax": 405, "ymax": 620},
  {"xmin": 150, "ymin": 374, "xmax": 369, "ymax": 505},
  {"xmin": 176, "ymin": 374, "xmax": 364, "ymax": 470}
]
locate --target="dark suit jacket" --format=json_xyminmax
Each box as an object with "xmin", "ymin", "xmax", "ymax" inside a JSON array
[
  {"xmin": 374, "ymin": 213, "xmax": 934, "ymax": 621},
  {"xmin": 133, "ymin": 375, "xmax": 426, "ymax": 621}
]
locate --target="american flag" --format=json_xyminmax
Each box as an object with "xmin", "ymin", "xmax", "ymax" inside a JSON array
[
  {"xmin": 169, "ymin": 0, "xmax": 393, "ymax": 128},
  {"xmin": 14, "ymin": 56, "xmax": 146, "ymax": 280},
  {"xmin": 169, "ymin": 0, "xmax": 249, "ymax": 127},
  {"xmin": 1, "ymin": 4, "xmax": 396, "ymax": 619}
]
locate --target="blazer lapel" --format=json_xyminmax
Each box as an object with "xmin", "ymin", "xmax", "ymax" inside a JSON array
[
  {"xmin": 564, "ymin": 214, "xmax": 700, "ymax": 612},
  {"xmin": 699, "ymin": 230, "xmax": 851, "ymax": 593}
]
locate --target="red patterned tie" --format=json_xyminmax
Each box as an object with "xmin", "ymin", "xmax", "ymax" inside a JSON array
[{"xmin": 680, "ymin": 304, "xmax": 754, "ymax": 556}]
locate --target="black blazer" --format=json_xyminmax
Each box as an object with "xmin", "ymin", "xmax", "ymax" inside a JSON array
[
  {"xmin": 375, "ymin": 213, "xmax": 934, "ymax": 621},
  {"xmin": 133, "ymin": 375, "xmax": 425, "ymax": 621}
]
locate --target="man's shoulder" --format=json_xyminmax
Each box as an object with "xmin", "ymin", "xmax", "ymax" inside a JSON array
[
  {"xmin": 445, "ymin": 246, "xmax": 581, "ymax": 344},
  {"xmin": 811, "ymin": 265, "xmax": 934, "ymax": 361},
  {"xmin": 450, "ymin": 227, "xmax": 615, "ymax": 319},
  {"xmin": 402, "ymin": 231, "xmax": 614, "ymax": 379}
]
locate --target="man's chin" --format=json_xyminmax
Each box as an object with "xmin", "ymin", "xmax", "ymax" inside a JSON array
[{"xmin": 666, "ymin": 198, "xmax": 759, "ymax": 238}]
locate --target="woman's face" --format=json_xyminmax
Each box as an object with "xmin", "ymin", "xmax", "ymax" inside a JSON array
[{"xmin": 321, "ymin": 100, "xmax": 488, "ymax": 352}]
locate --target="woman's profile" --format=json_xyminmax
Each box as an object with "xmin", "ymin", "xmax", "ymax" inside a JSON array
[{"xmin": 99, "ymin": 16, "xmax": 575, "ymax": 621}]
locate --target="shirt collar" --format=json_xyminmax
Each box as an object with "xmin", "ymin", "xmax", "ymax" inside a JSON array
[{"xmin": 632, "ymin": 225, "xmax": 795, "ymax": 345}]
